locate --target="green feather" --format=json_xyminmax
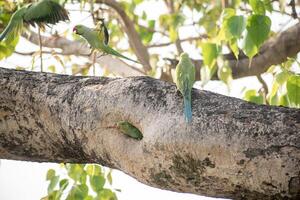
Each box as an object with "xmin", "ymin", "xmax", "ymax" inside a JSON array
[
  {"xmin": 175, "ymin": 53, "xmax": 196, "ymax": 123},
  {"xmin": 117, "ymin": 121, "xmax": 143, "ymax": 140}
]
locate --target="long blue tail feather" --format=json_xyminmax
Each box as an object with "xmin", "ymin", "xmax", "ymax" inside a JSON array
[{"xmin": 183, "ymin": 95, "xmax": 192, "ymax": 123}]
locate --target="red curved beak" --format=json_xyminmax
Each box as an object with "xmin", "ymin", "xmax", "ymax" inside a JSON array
[{"xmin": 73, "ymin": 27, "xmax": 77, "ymax": 33}]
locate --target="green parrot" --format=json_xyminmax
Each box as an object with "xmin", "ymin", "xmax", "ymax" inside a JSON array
[
  {"xmin": 0, "ymin": 0, "xmax": 69, "ymax": 42},
  {"xmin": 73, "ymin": 24, "xmax": 140, "ymax": 64},
  {"xmin": 175, "ymin": 52, "xmax": 196, "ymax": 123},
  {"xmin": 117, "ymin": 121, "xmax": 143, "ymax": 140}
]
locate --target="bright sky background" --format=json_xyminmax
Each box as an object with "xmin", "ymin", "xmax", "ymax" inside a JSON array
[{"xmin": 0, "ymin": 1, "xmax": 298, "ymax": 200}]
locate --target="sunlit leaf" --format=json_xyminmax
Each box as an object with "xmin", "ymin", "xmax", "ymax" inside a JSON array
[
  {"xmin": 286, "ymin": 75, "xmax": 300, "ymax": 107},
  {"xmin": 48, "ymin": 175, "xmax": 59, "ymax": 194},
  {"xmin": 201, "ymin": 42, "xmax": 218, "ymax": 68},
  {"xmin": 225, "ymin": 15, "xmax": 245, "ymax": 38},
  {"xmin": 247, "ymin": 14, "xmax": 271, "ymax": 48},
  {"xmin": 86, "ymin": 164, "xmax": 102, "ymax": 176},
  {"xmin": 244, "ymin": 89, "xmax": 264, "ymax": 104},
  {"xmin": 90, "ymin": 175, "xmax": 105, "ymax": 193},
  {"xmin": 249, "ymin": 0, "xmax": 266, "ymax": 14},
  {"xmin": 46, "ymin": 169, "xmax": 56, "ymax": 181},
  {"xmin": 218, "ymin": 64, "xmax": 232, "ymax": 85}
]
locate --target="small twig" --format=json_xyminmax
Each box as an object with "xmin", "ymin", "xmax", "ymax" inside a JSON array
[
  {"xmin": 38, "ymin": 27, "xmax": 43, "ymax": 72},
  {"xmin": 147, "ymin": 36, "xmax": 206, "ymax": 48},
  {"xmin": 256, "ymin": 74, "xmax": 269, "ymax": 104},
  {"xmin": 289, "ymin": 0, "xmax": 298, "ymax": 19}
]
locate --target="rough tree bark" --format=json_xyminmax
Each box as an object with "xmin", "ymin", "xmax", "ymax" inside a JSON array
[{"xmin": 0, "ymin": 67, "xmax": 299, "ymax": 200}]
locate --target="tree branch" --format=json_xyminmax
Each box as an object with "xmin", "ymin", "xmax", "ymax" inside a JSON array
[
  {"xmin": 0, "ymin": 67, "xmax": 299, "ymax": 200},
  {"xmin": 96, "ymin": 0, "xmax": 152, "ymax": 72},
  {"xmin": 147, "ymin": 36, "xmax": 207, "ymax": 48}
]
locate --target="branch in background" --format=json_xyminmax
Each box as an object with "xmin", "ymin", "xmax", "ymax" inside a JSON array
[
  {"xmin": 22, "ymin": 31, "xmax": 145, "ymax": 77},
  {"xmin": 256, "ymin": 74, "xmax": 269, "ymax": 95},
  {"xmin": 148, "ymin": 36, "xmax": 207, "ymax": 48},
  {"xmin": 165, "ymin": 0, "xmax": 184, "ymax": 55},
  {"xmin": 289, "ymin": 0, "xmax": 298, "ymax": 19},
  {"xmin": 166, "ymin": 22, "xmax": 300, "ymax": 80},
  {"xmin": 96, "ymin": 0, "xmax": 152, "ymax": 72}
]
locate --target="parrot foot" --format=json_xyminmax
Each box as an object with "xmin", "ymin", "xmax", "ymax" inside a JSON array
[{"xmin": 96, "ymin": 53, "xmax": 107, "ymax": 59}]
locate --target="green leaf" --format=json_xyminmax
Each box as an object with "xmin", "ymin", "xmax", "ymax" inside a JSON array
[
  {"xmin": 46, "ymin": 169, "xmax": 56, "ymax": 181},
  {"xmin": 218, "ymin": 64, "xmax": 232, "ymax": 85},
  {"xmin": 244, "ymin": 89, "xmax": 264, "ymax": 104},
  {"xmin": 59, "ymin": 179, "xmax": 69, "ymax": 191},
  {"xmin": 249, "ymin": 0, "xmax": 266, "ymax": 14},
  {"xmin": 220, "ymin": 8, "xmax": 236, "ymax": 21},
  {"xmin": 66, "ymin": 164, "xmax": 85, "ymax": 182},
  {"xmin": 202, "ymin": 42, "xmax": 218, "ymax": 68},
  {"xmin": 275, "ymin": 71, "xmax": 289, "ymax": 85},
  {"xmin": 107, "ymin": 170, "xmax": 113, "ymax": 185},
  {"xmin": 48, "ymin": 175, "xmax": 59, "ymax": 194},
  {"xmin": 229, "ymin": 39, "xmax": 239, "ymax": 59},
  {"xmin": 90, "ymin": 175, "xmax": 106, "ymax": 193},
  {"xmin": 96, "ymin": 189, "xmax": 117, "ymax": 200},
  {"xmin": 67, "ymin": 184, "xmax": 89, "ymax": 200},
  {"xmin": 264, "ymin": 0, "xmax": 273, "ymax": 12},
  {"xmin": 242, "ymin": 15, "xmax": 271, "ymax": 58},
  {"xmin": 286, "ymin": 75, "xmax": 300, "ymax": 107},
  {"xmin": 86, "ymin": 164, "xmax": 102, "ymax": 176},
  {"xmin": 247, "ymin": 14, "xmax": 271, "ymax": 48},
  {"xmin": 200, "ymin": 65, "xmax": 217, "ymax": 86},
  {"xmin": 242, "ymin": 29, "xmax": 258, "ymax": 58},
  {"xmin": 268, "ymin": 82, "xmax": 279, "ymax": 105},
  {"xmin": 278, "ymin": 94, "xmax": 289, "ymax": 107},
  {"xmin": 226, "ymin": 15, "xmax": 245, "ymax": 38},
  {"xmin": 169, "ymin": 26, "xmax": 178, "ymax": 42},
  {"xmin": 48, "ymin": 65, "xmax": 56, "ymax": 73}
]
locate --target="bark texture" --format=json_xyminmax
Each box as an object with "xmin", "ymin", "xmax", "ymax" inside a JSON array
[{"xmin": 0, "ymin": 67, "xmax": 299, "ymax": 200}]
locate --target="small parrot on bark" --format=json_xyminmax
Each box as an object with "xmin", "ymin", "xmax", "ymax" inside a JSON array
[
  {"xmin": 0, "ymin": 0, "xmax": 69, "ymax": 42},
  {"xmin": 73, "ymin": 24, "xmax": 139, "ymax": 64},
  {"xmin": 117, "ymin": 121, "xmax": 143, "ymax": 140},
  {"xmin": 175, "ymin": 53, "xmax": 196, "ymax": 123}
]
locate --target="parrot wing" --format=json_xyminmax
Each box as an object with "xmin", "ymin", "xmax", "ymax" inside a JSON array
[
  {"xmin": 0, "ymin": 9, "xmax": 25, "ymax": 42},
  {"xmin": 102, "ymin": 23, "xmax": 109, "ymax": 45},
  {"xmin": 23, "ymin": 0, "xmax": 69, "ymax": 27}
]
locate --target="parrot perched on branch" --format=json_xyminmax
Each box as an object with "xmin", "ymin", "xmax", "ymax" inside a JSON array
[
  {"xmin": 0, "ymin": 0, "xmax": 69, "ymax": 42},
  {"xmin": 73, "ymin": 23, "xmax": 140, "ymax": 64},
  {"xmin": 175, "ymin": 53, "xmax": 196, "ymax": 123}
]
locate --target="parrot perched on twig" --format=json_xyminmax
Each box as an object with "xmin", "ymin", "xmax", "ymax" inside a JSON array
[
  {"xmin": 0, "ymin": 0, "xmax": 69, "ymax": 71},
  {"xmin": 73, "ymin": 24, "xmax": 140, "ymax": 64},
  {"xmin": 175, "ymin": 53, "xmax": 196, "ymax": 123}
]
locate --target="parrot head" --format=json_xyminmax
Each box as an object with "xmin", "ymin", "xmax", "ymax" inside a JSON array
[
  {"xmin": 73, "ymin": 25, "xmax": 85, "ymax": 35},
  {"xmin": 179, "ymin": 52, "xmax": 189, "ymax": 60}
]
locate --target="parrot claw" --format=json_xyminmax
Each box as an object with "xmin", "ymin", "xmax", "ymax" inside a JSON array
[{"xmin": 96, "ymin": 53, "xmax": 107, "ymax": 59}]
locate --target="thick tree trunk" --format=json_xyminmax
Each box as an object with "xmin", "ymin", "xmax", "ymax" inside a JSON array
[{"xmin": 0, "ymin": 67, "xmax": 299, "ymax": 200}]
